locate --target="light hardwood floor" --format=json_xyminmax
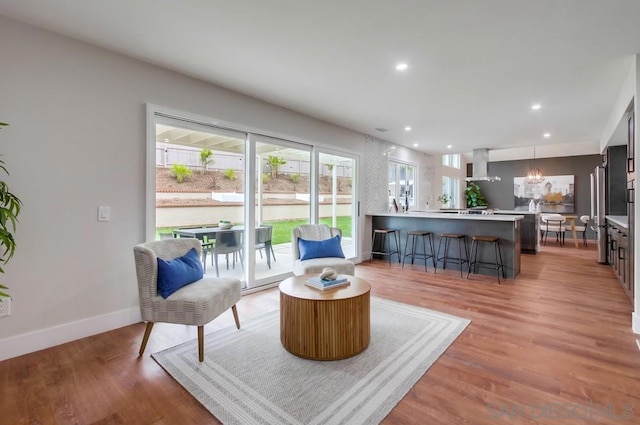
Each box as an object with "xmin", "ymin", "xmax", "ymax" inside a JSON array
[{"xmin": 1, "ymin": 242, "xmax": 639, "ymax": 424}]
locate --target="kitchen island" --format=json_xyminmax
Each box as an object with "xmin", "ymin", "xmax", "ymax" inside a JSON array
[
  {"xmin": 493, "ymin": 210, "xmax": 540, "ymax": 254},
  {"xmin": 367, "ymin": 212, "xmax": 524, "ymax": 279}
]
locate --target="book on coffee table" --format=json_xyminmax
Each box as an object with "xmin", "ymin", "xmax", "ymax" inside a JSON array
[{"xmin": 305, "ymin": 275, "xmax": 350, "ymax": 290}]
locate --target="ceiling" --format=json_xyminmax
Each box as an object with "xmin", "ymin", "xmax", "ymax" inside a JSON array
[{"xmin": 1, "ymin": 0, "xmax": 639, "ymax": 156}]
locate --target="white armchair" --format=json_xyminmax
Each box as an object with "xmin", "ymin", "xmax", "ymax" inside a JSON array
[
  {"xmin": 292, "ymin": 224, "xmax": 355, "ymax": 276},
  {"xmin": 133, "ymin": 238, "xmax": 241, "ymax": 362}
]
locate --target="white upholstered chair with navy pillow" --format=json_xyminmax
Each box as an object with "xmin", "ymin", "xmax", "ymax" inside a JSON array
[
  {"xmin": 133, "ymin": 238, "xmax": 241, "ymax": 362},
  {"xmin": 292, "ymin": 224, "xmax": 355, "ymax": 276}
]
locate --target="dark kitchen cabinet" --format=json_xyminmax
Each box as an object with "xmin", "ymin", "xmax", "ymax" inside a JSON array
[
  {"xmin": 607, "ymin": 220, "xmax": 632, "ymax": 303},
  {"xmin": 607, "ymin": 145, "xmax": 627, "ymax": 215},
  {"xmin": 626, "ymin": 109, "xmax": 634, "ymax": 304}
]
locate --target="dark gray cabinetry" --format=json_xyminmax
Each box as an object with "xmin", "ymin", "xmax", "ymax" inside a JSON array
[
  {"xmin": 519, "ymin": 213, "xmax": 539, "ymax": 254},
  {"xmin": 607, "ymin": 145, "xmax": 627, "ymax": 215},
  {"xmin": 626, "ymin": 109, "xmax": 634, "ymax": 305},
  {"xmin": 607, "ymin": 220, "xmax": 632, "ymax": 303}
]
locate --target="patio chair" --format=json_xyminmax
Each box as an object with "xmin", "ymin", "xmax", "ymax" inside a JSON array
[
  {"xmin": 133, "ymin": 238, "xmax": 241, "ymax": 362},
  {"xmin": 255, "ymin": 225, "xmax": 276, "ymax": 268},
  {"xmin": 210, "ymin": 229, "xmax": 243, "ymax": 277}
]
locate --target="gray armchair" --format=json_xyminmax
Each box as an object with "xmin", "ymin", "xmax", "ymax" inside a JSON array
[
  {"xmin": 133, "ymin": 238, "xmax": 241, "ymax": 362},
  {"xmin": 292, "ymin": 224, "xmax": 355, "ymax": 276}
]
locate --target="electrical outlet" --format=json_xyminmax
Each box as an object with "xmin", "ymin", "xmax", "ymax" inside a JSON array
[{"xmin": 0, "ymin": 297, "xmax": 11, "ymax": 317}]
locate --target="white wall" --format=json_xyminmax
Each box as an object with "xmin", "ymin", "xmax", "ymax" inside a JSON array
[{"xmin": 0, "ymin": 16, "xmax": 366, "ymax": 359}]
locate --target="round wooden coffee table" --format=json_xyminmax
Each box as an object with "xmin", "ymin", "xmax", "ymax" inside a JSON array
[{"xmin": 279, "ymin": 274, "xmax": 371, "ymax": 360}]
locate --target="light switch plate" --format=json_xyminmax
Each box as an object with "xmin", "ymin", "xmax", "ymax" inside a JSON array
[
  {"xmin": 0, "ymin": 297, "xmax": 11, "ymax": 317},
  {"xmin": 98, "ymin": 206, "xmax": 111, "ymax": 222}
]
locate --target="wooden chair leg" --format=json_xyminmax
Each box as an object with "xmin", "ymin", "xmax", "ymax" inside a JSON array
[
  {"xmin": 198, "ymin": 325, "xmax": 204, "ymax": 362},
  {"xmin": 139, "ymin": 322, "xmax": 154, "ymax": 356},
  {"xmin": 232, "ymin": 304, "xmax": 240, "ymax": 329}
]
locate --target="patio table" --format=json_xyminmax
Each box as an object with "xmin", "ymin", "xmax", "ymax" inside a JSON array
[{"xmin": 173, "ymin": 226, "xmax": 273, "ymax": 267}]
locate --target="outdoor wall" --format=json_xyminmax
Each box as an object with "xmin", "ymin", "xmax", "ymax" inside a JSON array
[
  {"xmin": 157, "ymin": 203, "xmax": 353, "ymax": 228},
  {"xmin": 0, "ymin": 16, "xmax": 366, "ymax": 359}
]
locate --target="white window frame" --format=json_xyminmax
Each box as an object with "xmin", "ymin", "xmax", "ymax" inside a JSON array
[
  {"xmin": 388, "ymin": 159, "xmax": 418, "ymax": 210},
  {"xmin": 442, "ymin": 153, "xmax": 461, "ymax": 169}
]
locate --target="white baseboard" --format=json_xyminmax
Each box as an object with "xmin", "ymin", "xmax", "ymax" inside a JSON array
[
  {"xmin": 633, "ymin": 312, "xmax": 640, "ymax": 335},
  {"xmin": 0, "ymin": 307, "xmax": 141, "ymax": 361}
]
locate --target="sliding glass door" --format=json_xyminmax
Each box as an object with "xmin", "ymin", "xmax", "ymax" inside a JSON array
[
  {"xmin": 147, "ymin": 105, "xmax": 360, "ymax": 290},
  {"xmin": 318, "ymin": 151, "xmax": 357, "ymax": 258},
  {"xmin": 153, "ymin": 115, "xmax": 247, "ymax": 284},
  {"xmin": 251, "ymin": 136, "xmax": 311, "ymax": 288}
]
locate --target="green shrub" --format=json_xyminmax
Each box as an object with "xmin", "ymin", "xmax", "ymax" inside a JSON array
[
  {"xmin": 171, "ymin": 164, "xmax": 193, "ymax": 183},
  {"xmin": 262, "ymin": 173, "xmax": 270, "ymax": 184},
  {"xmin": 267, "ymin": 155, "xmax": 287, "ymax": 178},
  {"xmin": 223, "ymin": 168, "xmax": 237, "ymax": 180},
  {"xmin": 200, "ymin": 149, "xmax": 214, "ymax": 175},
  {"xmin": 290, "ymin": 173, "xmax": 300, "ymax": 183}
]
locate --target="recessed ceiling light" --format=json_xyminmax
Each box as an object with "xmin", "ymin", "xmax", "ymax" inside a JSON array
[
  {"xmin": 405, "ymin": 126, "xmax": 412, "ymax": 131},
  {"xmin": 390, "ymin": 145, "xmax": 396, "ymax": 149},
  {"xmin": 531, "ymin": 103, "xmax": 541, "ymax": 110},
  {"xmin": 447, "ymin": 145, "xmax": 452, "ymax": 149},
  {"xmin": 395, "ymin": 63, "xmax": 408, "ymax": 71},
  {"xmin": 543, "ymin": 132, "xmax": 551, "ymax": 138},
  {"xmin": 413, "ymin": 143, "xmax": 418, "ymax": 147}
]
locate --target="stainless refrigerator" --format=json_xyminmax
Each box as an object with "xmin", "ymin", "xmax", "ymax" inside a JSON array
[{"xmin": 590, "ymin": 166, "xmax": 607, "ymax": 263}]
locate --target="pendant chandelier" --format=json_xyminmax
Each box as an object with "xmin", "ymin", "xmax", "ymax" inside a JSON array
[{"xmin": 526, "ymin": 145, "xmax": 544, "ymax": 184}]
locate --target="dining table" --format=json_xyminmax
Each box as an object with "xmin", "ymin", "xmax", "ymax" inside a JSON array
[
  {"xmin": 562, "ymin": 215, "xmax": 579, "ymax": 248},
  {"xmin": 173, "ymin": 225, "xmax": 273, "ymax": 267}
]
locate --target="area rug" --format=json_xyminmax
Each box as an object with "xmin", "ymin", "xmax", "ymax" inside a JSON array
[{"xmin": 152, "ymin": 297, "xmax": 470, "ymax": 425}]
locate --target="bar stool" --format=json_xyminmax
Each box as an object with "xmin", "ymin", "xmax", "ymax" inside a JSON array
[
  {"xmin": 435, "ymin": 233, "xmax": 469, "ymax": 278},
  {"xmin": 371, "ymin": 228, "xmax": 401, "ymax": 265},
  {"xmin": 402, "ymin": 230, "xmax": 436, "ymax": 272},
  {"xmin": 467, "ymin": 235, "xmax": 505, "ymax": 284}
]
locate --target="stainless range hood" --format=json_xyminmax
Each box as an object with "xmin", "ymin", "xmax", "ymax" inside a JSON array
[{"xmin": 464, "ymin": 148, "xmax": 501, "ymax": 182}]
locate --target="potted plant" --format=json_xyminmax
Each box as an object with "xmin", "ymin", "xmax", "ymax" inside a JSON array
[
  {"xmin": 464, "ymin": 182, "xmax": 488, "ymax": 208},
  {"xmin": 437, "ymin": 193, "xmax": 451, "ymax": 208},
  {"xmin": 0, "ymin": 122, "xmax": 23, "ymax": 298}
]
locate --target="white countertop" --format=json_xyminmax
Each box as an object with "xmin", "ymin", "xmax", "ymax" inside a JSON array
[
  {"xmin": 493, "ymin": 210, "xmax": 540, "ymax": 215},
  {"xmin": 369, "ymin": 212, "xmax": 524, "ymax": 222},
  {"xmin": 412, "ymin": 209, "xmax": 537, "ymax": 215},
  {"xmin": 606, "ymin": 215, "xmax": 628, "ymax": 228}
]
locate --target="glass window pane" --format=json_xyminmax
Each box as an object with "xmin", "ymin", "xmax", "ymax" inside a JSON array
[
  {"xmin": 319, "ymin": 152, "xmax": 356, "ymax": 258},
  {"xmin": 155, "ymin": 120, "xmax": 247, "ymax": 284}
]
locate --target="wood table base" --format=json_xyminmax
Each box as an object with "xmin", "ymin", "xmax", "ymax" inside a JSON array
[{"xmin": 279, "ymin": 276, "xmax": 370, "ymax": 360}]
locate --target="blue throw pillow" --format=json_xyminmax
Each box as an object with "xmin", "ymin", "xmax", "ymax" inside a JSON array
[
  {"xmin": 298, "ymin": 234, "xmax": 345, "ymax": 261},
  {"xmin": 157, "ymin": 247, "xmax": 203, "ymax": 299}
]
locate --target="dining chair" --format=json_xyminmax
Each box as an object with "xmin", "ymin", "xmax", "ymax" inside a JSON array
[
  {"xmin": 568, "ymin": 215, "xmax": 591, "ymax": 246},
  {"xmin": 541, "ymin": 214, "xmax": 567, "ymax": 246}
]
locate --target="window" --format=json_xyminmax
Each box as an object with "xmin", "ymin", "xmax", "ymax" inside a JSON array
[
  {"xmin": 441, "ymin": 176, "xmax": 459, "ymax": 208},
  {"xmin": 442, "ymin": 153, "xmax": 461, "ymax": 169},
  {"xmin": 388, "ymin": 160, "xmax": 416, "ymax": 210}
]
